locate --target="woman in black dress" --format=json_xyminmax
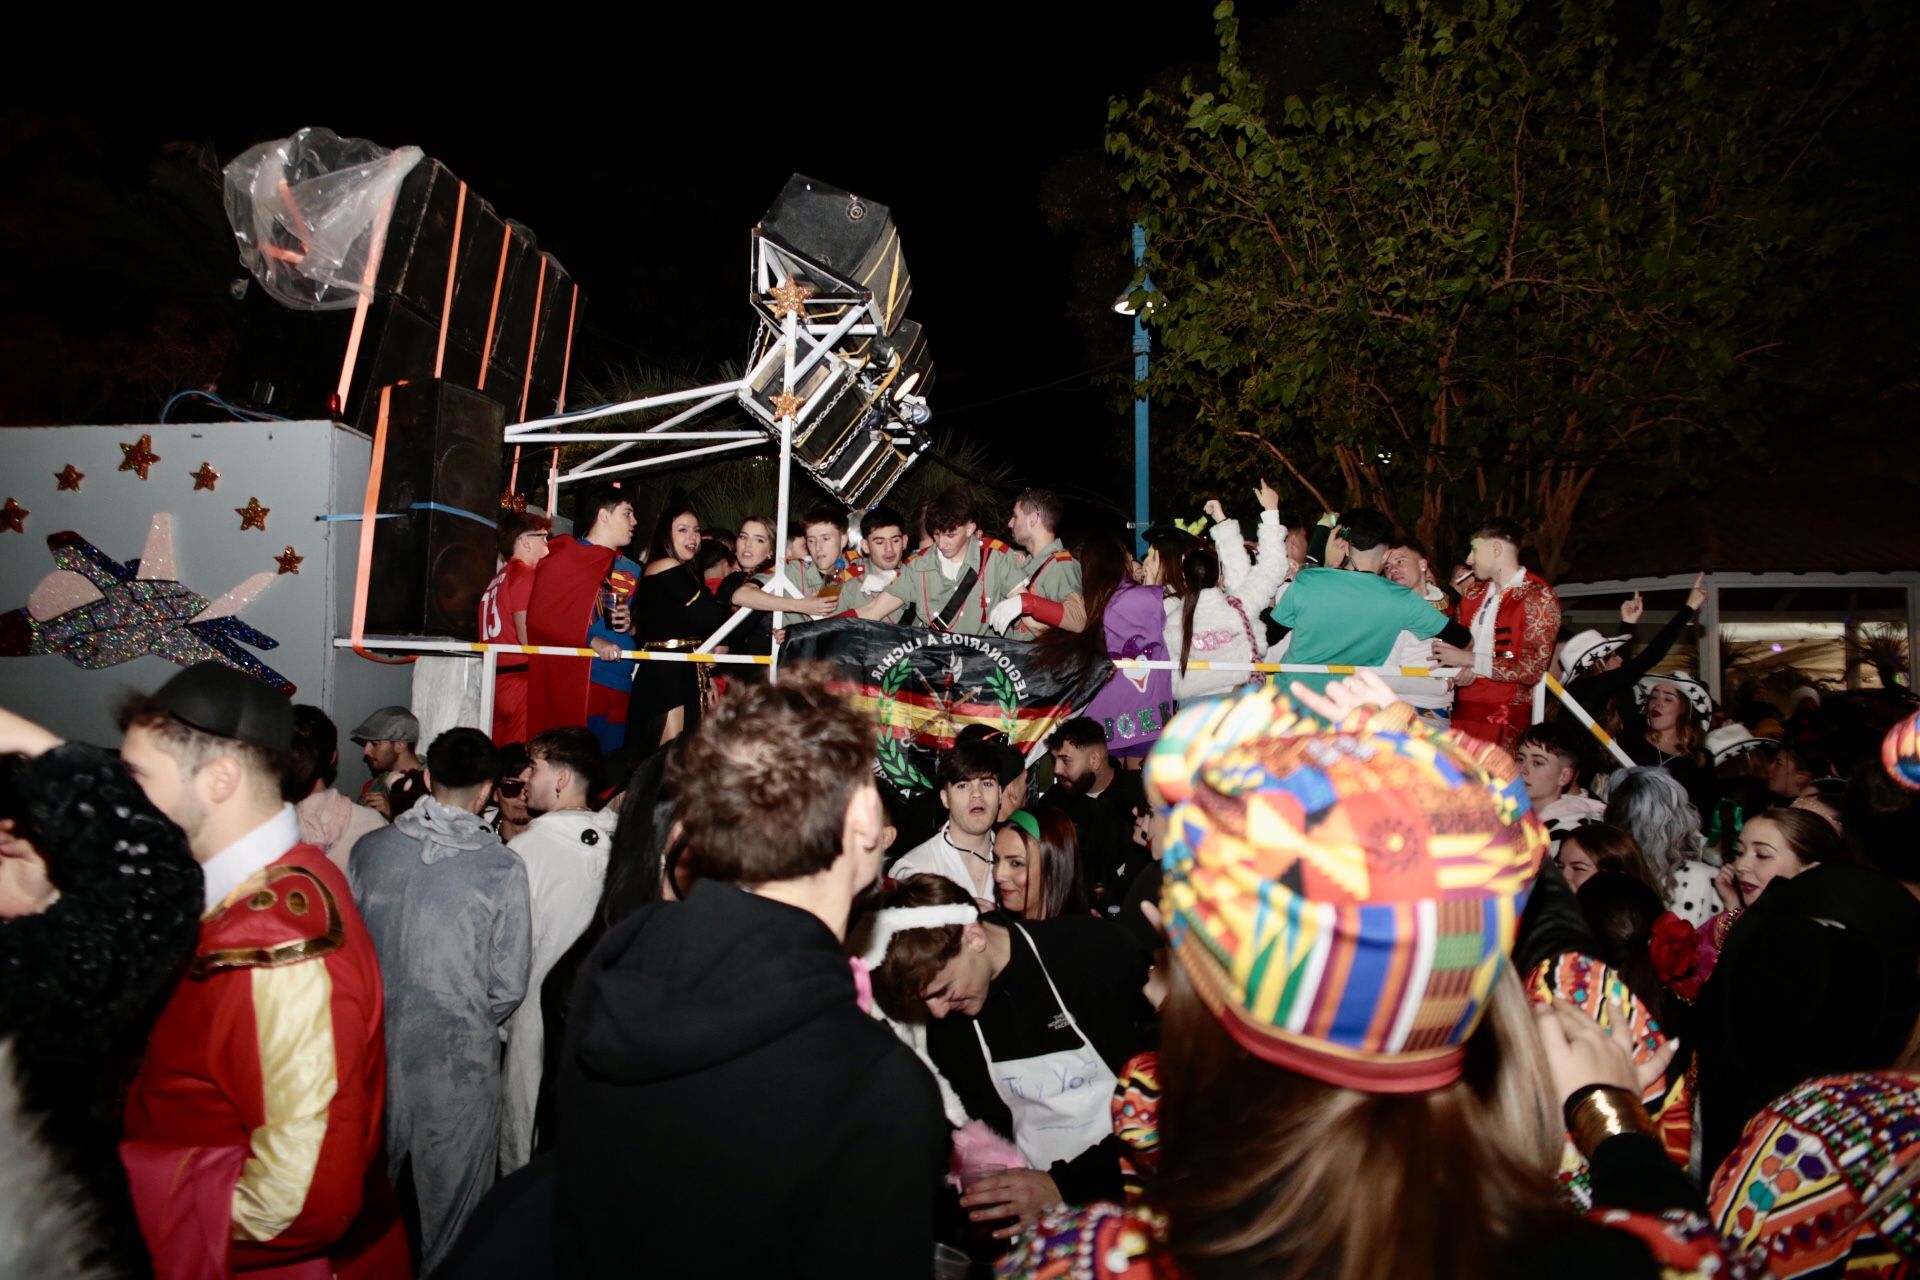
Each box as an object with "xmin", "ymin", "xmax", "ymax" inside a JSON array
[{"xmin": 624, "ymin": 503, "xmax": 731, "ymax": 754}]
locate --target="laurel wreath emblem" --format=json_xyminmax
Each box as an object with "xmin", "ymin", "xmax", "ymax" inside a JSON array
[{"xmin": 873, "ymin": 650, "xmax": 1023, "ymax": 794}]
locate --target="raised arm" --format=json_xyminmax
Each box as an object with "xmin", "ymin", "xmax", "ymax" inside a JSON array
[{"xmin": 1616, "ymin": 573, "xmax": 1707, "ymax": 684}]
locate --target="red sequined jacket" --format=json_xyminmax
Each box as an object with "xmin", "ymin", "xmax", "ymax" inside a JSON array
[{"xmin": 1455, "ymin": 569, "xmax": 1561, "ymax": 710}]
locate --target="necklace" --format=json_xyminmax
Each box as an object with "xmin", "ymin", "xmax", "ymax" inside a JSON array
[{"xmin": 942, "ymin": 827, "xmax": 994, "ymax": 865}]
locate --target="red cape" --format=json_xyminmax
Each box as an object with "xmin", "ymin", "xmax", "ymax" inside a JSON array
[{"xmin": 525, "ymin": 536, "xmax": 616, "ymax": 737}]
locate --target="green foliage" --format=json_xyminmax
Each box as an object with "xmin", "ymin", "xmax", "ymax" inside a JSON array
[{"xmin": 1108, "ymin": 0, "xmax": 1903, "ymax": 574}]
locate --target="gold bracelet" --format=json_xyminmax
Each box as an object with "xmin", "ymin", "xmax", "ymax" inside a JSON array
[{"xmin": 1567, "ymin": 1086, "xmax": 1653, "ymax": 1158}]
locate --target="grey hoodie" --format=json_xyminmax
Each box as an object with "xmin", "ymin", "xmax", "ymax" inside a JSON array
[{"xmin": 348, "ymin": 795, "xmax": 533, "ymax": 1270}]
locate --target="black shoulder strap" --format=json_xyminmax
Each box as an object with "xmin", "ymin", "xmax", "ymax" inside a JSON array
[{"xmin": 931, "ymin": 564, "xmax": 980, "ymax": 632}]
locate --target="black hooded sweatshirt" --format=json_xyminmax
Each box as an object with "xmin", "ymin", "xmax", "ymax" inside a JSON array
[{"xmin": 552, "ymin": 879, "xmax": 947, "ymax": 1278}]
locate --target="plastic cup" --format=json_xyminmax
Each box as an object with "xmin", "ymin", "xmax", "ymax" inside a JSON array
[{"xmin": 932, "ymin": 1243, "xmax": 971, "ymax": 1279}]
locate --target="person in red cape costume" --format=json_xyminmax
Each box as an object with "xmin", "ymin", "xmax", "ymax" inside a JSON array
[{"xmin": 525, "ymin": 488, "xmax": 640, "ymax": 750}]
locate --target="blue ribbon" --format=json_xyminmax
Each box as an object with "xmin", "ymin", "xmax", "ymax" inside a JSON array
[{"xmin": 316, "ymin": 502, "xmax": 498, "ymax": 529}]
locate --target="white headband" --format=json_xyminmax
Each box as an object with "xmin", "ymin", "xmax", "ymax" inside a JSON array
[{"xmin": 856, "ymin": 904, "xmax": 980, "ymax": 969}]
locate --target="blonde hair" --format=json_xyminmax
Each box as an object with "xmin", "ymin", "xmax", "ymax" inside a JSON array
[{"xmin": 1152, "ymin": 963, "xmax": 1565, "ymax": 1278}]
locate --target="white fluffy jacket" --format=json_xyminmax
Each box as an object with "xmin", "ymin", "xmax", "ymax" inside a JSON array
[{"xmin": 1165, "ymin": 511, "xmax": 1291, "ymax": 701}]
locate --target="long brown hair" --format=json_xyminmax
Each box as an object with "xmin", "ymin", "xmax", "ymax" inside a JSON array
[
  {"xmin": 1034, "ymin": 532, "xmax": 1127, "ymax": 673},
  {"xmin": 1153, "ymin": 964, "xmax": 1564, "ymax": 1279},
  {"xmin": 1643, "ymin": 682, "xmax": 1706, "ymax": 761},
  {"xmin": 1177, "ymin": 545, "xmax": 1221, "ymax": 677}
]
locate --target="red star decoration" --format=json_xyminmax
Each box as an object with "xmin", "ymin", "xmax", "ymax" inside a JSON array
[
  {"xmin": 274, "ymin": 545, "xmax": 304, "ymax": 575},
  {"xmin": 190, "ymin": 462, "xmax": 221, "ymax": 492},
  {"xmin": 235, "ymin": 497, "xmax": 270, "ymax": 531},
  {"xmin": 0, "ymin": 498, "xmax": 27, "ymax": 534},
  {"xmin": 118, "ymin": 433, "xmax": 161, "ymax": 480},
  {"xmin": 499, "ymin": 490, "xmax": 529, "ymax": 513},
  {"xmin": 769, "ymin": 389, "xmax": 805, "ymax": 421},
  {"xmin": 765, "ymin": 274, "xmax": 815, "ymax": 319},
  {"xmin": 54, "ymin": 464, "xmax": 84, "ymax": 492}
]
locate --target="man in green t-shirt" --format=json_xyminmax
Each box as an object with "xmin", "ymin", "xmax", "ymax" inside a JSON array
[{"xmin": 1269, "ymin": 508, "xmax": 1474, "ymax": 694}]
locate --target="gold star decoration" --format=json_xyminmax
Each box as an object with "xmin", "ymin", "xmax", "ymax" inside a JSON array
[
  {"xmin": 768, "ymin": 389, "xmax": 805, "ymax": 421},
  {"xmin": 235, "ymin": 497, "xmax": 270, "ymax": 531},
  {"xmin": 0, "ymin": 498, "xmax": 27, "ymax": 534},
  {"xmin": 765, "ymin": 274, "xmax": 815, "ymax": 319},
  {"xmin": 54, "ymin": 464, "xmax": 84, "ymax": 491},
  {"xmin": 274, "ymin": 545, "xmax": 304, "ymax": 575},
  {"xmin": 499, "ymin": 490, "xmax": 529, "ymax": 513},
  {"xmin": 190, "ymin": 462, "xmax": 221, "ymax": 492},
  {"xmin": 118, "ymin": 433, "xmax": 161, "ymax": 480}
]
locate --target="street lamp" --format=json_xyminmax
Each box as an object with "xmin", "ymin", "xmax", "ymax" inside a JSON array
[{"xmin": 1112, "ymin": 225, "xmax": 1152, "ymax": 556}]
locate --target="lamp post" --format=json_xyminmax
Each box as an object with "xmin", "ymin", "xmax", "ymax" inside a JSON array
[{"xmin": 1114, "ymin": 224, "xmax": 1151, "ymax": 556}]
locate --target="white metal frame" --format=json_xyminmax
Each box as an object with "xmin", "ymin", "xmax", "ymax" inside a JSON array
[
  {"xmin": 343, "ymin": 233, "xmax": 912, "ymax": 710},
  {"xmin": 1557, "ymin": 570, "xmax": 1920, "ymax": 701}
]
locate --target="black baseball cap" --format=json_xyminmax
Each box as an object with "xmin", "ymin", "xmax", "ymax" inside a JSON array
[{"xmin": 151, "ymin": 661, "xmax": 294, "ymax": 754}]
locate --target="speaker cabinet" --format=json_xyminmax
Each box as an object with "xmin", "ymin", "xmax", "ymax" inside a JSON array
[
  {"xmin": 218, "ymin": 155, "xmax": 581, "ymax": 431},
  {"xmin": 362, "ymin": 381, "xmax": 506, "ymax": 639}
]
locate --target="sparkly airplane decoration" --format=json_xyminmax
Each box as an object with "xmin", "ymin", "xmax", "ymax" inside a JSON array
[{"xmin": 0, "ymin": 514, "xmax": 294, "ymax": 692}]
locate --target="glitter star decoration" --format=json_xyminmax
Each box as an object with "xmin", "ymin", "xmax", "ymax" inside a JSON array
[
  {"xmin": 768, "ymin": 389, "xmax": 805, "ymax": 421},
  {"xmin": 190, "ymin": 462, "xmax": 221, "ymax": 492},
  {"xmin": 499, "ymin": 490, "xmax": 529, "ymax": 513},
  {"xmin": 0, "ymin": 498, "xmax": 27, "ymax": 534},
  {"xmin": 118, "ymin": 433, "xmax": 161, "ymax": 480},
  {"xmin": 54, "ymin": 464, "xmax": 84, "ymax": 492},
  {"xmin": 764, "ymin": 274, "xmax": 815, "ymax": 319},
  {"xmin": 274, "ymin": 545, "xmax": 304, "ymax": 575},
  {"xmin": 235, "ymin": 497, "xmax": 270, "ymax": 531}
]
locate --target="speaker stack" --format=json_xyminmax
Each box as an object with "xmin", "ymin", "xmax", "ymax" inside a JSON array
[
  {"xmin": 220, "ymin": 150, "xmax": 582, "ymax": 639},
  {"xmin": 359, "ymin": 380, "xmax": 507, "ymax": 641},
  {"xmin": 220, "ymin": 156, "xmax": 582, "ymax": 433}
]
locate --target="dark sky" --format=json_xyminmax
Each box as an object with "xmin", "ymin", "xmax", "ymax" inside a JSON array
[{"xmin": 3, "ymin": 15, "xmax": 1222, "ymax": 510}]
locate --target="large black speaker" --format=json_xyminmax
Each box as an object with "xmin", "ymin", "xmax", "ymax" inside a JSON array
[
  {"xmin": 362, "ymin": 381, "xmax": 506, "ymax": 639},
  {"xmin": 756, "ymin": 174, "xmax": 911, "ymax": 336},
  {"xmin": 219, "ymin": 156, "xmax": 580, "ymax": 430}
]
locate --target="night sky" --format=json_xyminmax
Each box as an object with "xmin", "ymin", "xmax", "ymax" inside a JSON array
[{"xmin": 1, "ymin": 15, "xmax": 1224, "ymax": 514}]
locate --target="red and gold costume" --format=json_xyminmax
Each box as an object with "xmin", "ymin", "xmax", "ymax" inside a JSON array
[
  {"xmin": 1453, "ymin": 569, "xmax": 1560, "ymax": 751},
  {"xmin": 122, "ymin": 847, "xmax": 405, "ymax": 1279}
]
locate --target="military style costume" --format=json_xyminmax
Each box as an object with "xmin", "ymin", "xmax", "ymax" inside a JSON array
[
  {"xmin": 881, "ymin": 534, "xmax": 1029, "ymax": 635},
  {"xmin": 1004, "ymin": 537, "xmax": 1083, "ymax": 639},
  {"xmin": 123, "ymin": 839, "xmax": 402, "ymax": 1278}
]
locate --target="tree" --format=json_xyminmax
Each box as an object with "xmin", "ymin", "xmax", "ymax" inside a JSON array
[{"xmin": 1108, "ymin": 0, "xmax": 1905, "ymax": 575}]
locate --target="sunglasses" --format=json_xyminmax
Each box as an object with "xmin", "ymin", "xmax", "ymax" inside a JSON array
[{"xmin": 496, "ymin": 778, "xmax": 528, "ymax": 798}]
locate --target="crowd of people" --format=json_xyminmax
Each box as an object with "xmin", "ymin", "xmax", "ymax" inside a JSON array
[{"xmin": 2, "ymin": 477, "xmax": 1918, "ymax": 1279}]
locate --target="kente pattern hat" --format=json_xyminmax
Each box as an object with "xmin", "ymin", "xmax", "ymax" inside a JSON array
[
  {"xmin": 1558, "ymin": 630, "xmax": 1629, "ymax": 680},
  {"xmin": 1146, "ymin": 684, "xmax": 1547, "ymax": 1094}
]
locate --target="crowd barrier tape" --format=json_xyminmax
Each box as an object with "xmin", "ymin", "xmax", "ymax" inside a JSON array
[
  {"xmin": 340, "ymin": 643, "xmax": 1631, "ymax": 767},
  {"xmin": 1543, "ymin": 673, "xmax": 1637, "ymax": 769},
  {"xmin": 332, "ymin": 638, "xmax": 772, "ymax": 665},
  {"xmin": 1109, "ymin": 658, "xmax": 1444, "ymax": 676}
]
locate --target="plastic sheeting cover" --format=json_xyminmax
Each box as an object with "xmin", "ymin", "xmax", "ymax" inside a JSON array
[{"xmin": 223, "ymin": 126, "xmax": 425, "ymax": 311}]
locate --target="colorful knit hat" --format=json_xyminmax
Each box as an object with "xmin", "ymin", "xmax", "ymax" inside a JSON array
[{"xmin": 1146, "ymin": 684, "xmax": 1548, "ymax": 1093}]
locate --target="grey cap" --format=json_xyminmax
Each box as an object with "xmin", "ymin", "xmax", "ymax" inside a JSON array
[
  {"xmin": 349, "ymin": 705, "xmax": 420, "ymax": 745},
  {"xmin": 152, "ymin": 661, "xmax": 294, "ymax": 754}
]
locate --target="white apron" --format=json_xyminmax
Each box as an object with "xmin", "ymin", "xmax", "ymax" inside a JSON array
[{"xmin": 971, "ymin": 924, "xmax": 1118, "ymax": 1170}]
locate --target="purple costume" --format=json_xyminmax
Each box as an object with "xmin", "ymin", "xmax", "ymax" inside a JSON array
[{"xmin": 1080, "ymin": 580, "xmax": 1176, "ymax": 758}]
